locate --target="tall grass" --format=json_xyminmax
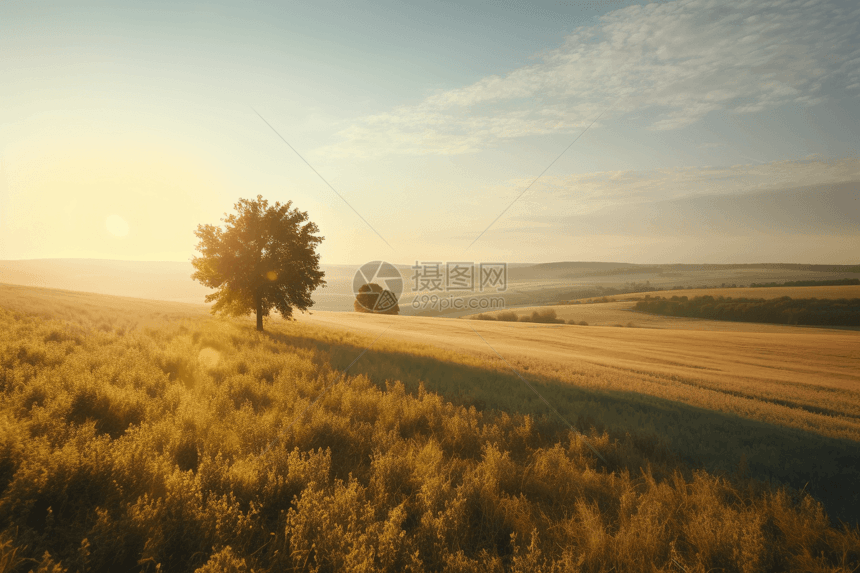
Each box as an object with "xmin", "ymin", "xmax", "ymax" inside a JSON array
[{"xmin": 0, "ymin": 289, "xmax": 858, "ymax": 571}]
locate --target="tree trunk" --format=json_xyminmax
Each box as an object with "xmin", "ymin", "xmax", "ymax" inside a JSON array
[{"xmin": 256, "ymin": 295, "xmax": 264, "ymax": 332}]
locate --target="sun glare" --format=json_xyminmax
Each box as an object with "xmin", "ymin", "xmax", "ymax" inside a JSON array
[
  {"xmin": 197, "ymin": 347, "xmax": 221, "ymax": 369},
  {"xmin": 105, "ymin": 214, "xmax": 130, "ymax": 237}
]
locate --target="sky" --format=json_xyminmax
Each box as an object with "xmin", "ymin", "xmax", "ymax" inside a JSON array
[{"xmin": 1, "ymin": 0, "xmax": 858, "ymax": 266}]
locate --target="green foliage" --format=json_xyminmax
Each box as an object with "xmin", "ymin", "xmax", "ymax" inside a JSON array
[
  {"xmin": 191, "ymin": 195, "xmax": 325, "ymax": 331},
  {"xmin": 520, "ymin": 309, "xmax": 564, "ymax": 324},
  {"xmin": 635, "ymin": 295, "xmax": 860, "ymax": 326},
  {"xmin": 0, "ymin": 299, "xmax": 859, "ymax": 572},
  {"xmin": 473, "ymin": 310, "xmax": 590, "ymax": 326},
  {"xmin": 470, "ymin": 310, "xmax": 562, "ymax": 324},
  {"xmin": 470, "ymin": 311, "xmax": 517, "ymax": 322}
]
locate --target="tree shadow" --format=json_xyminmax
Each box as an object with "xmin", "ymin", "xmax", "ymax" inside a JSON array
[{"xmin": 263, "ymin": 326, "xmax": 860, "ymax": 527}]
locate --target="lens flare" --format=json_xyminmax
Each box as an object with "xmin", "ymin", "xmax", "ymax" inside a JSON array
[{"xmin": 197, "ymin": 347, "xmax": 220, "ymax": 369}]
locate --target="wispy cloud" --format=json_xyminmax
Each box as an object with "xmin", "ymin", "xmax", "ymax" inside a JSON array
[{"xmin": 323, "ymin": 0, "xmax": 860, "ymax": 158}]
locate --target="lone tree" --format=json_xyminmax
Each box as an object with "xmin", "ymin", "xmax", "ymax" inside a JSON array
[
  {"xmin": 191, "ymin": 195, "xmax": 325, "ymax": 331},
  {"xmin": 354, "ymin": 283, "xmax": 400, "ymax": 315}
]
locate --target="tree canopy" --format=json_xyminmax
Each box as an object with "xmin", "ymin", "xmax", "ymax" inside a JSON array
[
  {"xmin": 191, "ymin": 195, "xmax": 325, "ymax": 331},
  {"xmin": 354, "ymin": 282, "xmax": 400, "ymax": 315}
]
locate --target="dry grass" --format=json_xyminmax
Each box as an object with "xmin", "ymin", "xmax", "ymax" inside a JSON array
[
  {"xmin": 303, "ymin": 311, "xmax": 860, "ymax": 437},
  {"xmin": 300, "ymin": 311, "xmax": 860, "ymax": 523},
  {"xmin": 1, "ymin": 286, "xmax": 859, "ymax": 572},
  {"xmin": 0, "ymin": 283, "xmax": 209, "ymax": 328}
]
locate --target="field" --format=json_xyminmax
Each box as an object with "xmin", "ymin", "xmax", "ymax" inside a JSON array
[
  {"xmin": 299, "ymin": 312, "xmax": 860, "ymax": 498},
  {"xmin": 0, "ymin": 283, "xmax": 211, "ymax": 325},
  {"xmin": 632, "ymin": 296, "xmax": 860, "ymax": 327},
  {"xmin": 1, "ymin": 285, "xmax": 859, "ymax": 572},
  {"xmin": 474, "ymin": 284, "xmax": 860, "ymax": 329},
  {"xmin": 464, "ymin": 301, "xmax": 801, "ymax": 331},
  {"xmin": 2, "ymin": 259, "xmax": 858, "ymax": 315},
  {"xmin": 578, "ymin": 284, "xmax": 860, "ymax": 303}
]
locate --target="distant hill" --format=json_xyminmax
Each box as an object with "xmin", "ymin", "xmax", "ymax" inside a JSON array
[
  {"xmin": 0, "ymin": 259, "xmax": 359, "ymax": 309},
  {"xmin": 2, "ymin": 258, "xmax": 858, "ymax": 313},
  {"xmin": 0, "ymin": 259, "xmax": 210, "ymax": 304},
  {"xmin": 507, "ymin": 261, "xmax": 639, "ymax": 280}
]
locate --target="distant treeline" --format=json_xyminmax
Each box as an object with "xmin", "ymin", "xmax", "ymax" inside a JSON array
[
  {"xmin": 749, "ymin": 278, "xmax": 860, "ymax": 288},
  {"xmin": 635, "ymin": 295, "xmax": 860, "ymax": 326},
  {"xmin": 471, "ymin": 309, "xmax": 589, "ymax": 326},
  {"xmin": 557, "ymin": 282, "xmax": 658, "ymax": 303},
  {"xmin": 557, "ymin": 278, "xmax": 860, "ymax": 305}
]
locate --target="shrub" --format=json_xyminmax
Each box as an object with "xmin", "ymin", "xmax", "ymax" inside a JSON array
[
  {"xmin": 354, "ymin": 283, "xmax": 400, "ymax": 315},
  {"xmin": 521, "ymin": 309, "xmax": 564, "ymax": 324},
  {"xmin": 495, "ymin": 311, "xmax": 520, "ymax": 322}
]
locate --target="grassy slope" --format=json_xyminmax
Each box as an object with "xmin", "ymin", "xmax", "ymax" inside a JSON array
[
  {"xmin": 301, "ymin": 311, "xmax": 860, "ymax": 439},
  {"xmin": 299, "ymin": 311, "xmax": 860, "ymax": 521},
  {"xmin": 0, "ymin": 283, "xmax": 210, "ymax": 325},
  {"xmin": 1, "ymin": 286, "xmax": 859, "ymax": 572}
]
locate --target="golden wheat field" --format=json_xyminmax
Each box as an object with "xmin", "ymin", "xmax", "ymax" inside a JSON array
[
  {"xmin": 299, "ymin": 312, "xmax": 860, "ymax": 457},
  {"xmin": 1, "ymin": 284, "xmax": 859, "ymax": 572},
  {"xmin": 300, "ymin": 310, "xmax": 860, "ymax": 434}
]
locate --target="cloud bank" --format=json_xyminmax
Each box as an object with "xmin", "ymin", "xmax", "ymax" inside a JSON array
[
  {"xmin": 449, "ymin": 156, "xmax": 859, "ymax": 252},
  {"xmin": 498, "ymin": 155, "xmax": 860, "ymax": 216},
  {"xmin": 325, "ymin": 0, "xmax": 860, "ymax": 157},
  {"xmin": 536, "ymin": 181, "xmax": 859, "ymax": 237}
]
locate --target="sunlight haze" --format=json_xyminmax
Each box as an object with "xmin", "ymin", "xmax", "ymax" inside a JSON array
[
  {"xmin": 2, "ymin": 3, "xmax": 860, "ymax": 567},
  {"xmin": 2, "ymin": 0, "xmax": 858, "ymax": 264}
]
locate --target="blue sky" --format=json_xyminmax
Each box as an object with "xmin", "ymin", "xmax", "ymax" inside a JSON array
[{"xmin": 1, "ymin": 0, "xmax": 858, "ymax": 264}]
